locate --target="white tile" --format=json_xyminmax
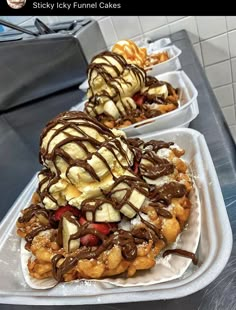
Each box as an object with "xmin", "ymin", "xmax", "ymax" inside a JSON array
[
  {"xmin": 229, "ymin": 125, "xmax": 236, "ymax": 142},
  {"xmin": 139, "ymin": 16, "xmax": 167, "ymax": 32},
  {"xmin": 112, "ymin": 16, "xmax": 142, "ymax": 39},
  {"xmin": 166, "ymin": 16, "xmax": 185, "ymax": 23},
  {"xmin": 169, "ymin": 16, "xmax": 199, "ymax": 44},
  {"xmin": 201, "ymin": 34, "xmax": 229, "ymax": 66},
  {"xmin": 196, "ymin": 16, "xmax": 227, "ymax": 40},
  {"xmin": 213, "ymin": 85, "xmax": 234, "ymax": 108},
  {"xmin": 222, "ymin": 106, "xmax": 236, "ymax": 125},
  {"xmin": 98, "ymin": 17, "xmax": 118, "ymax": 46},
  {"xmin": 91, "ymin": 16, "xmax": 105, "ymax": 21},
  {"xmin": 193, "ymin": 43, "xmax": 203, "ymax": 66},
  {"xmin": 144, "ymin": 25, "xmax": 170, "ymax": 42},
  {"xmin": 205, "ymin": 60, "xmax": 232, "ymax": 88},
  {"xmin": 228, "ymin": 30, "xmax": 236, "ymax": 58},
  {"xmin": 231, "ymin": 58, "xmax": 236, "ymax": 82},
  {"xmin": 130, "ymin": 35, "xmax": 144, "ymax": 45},
  {"xmin": 226, "ymin": 16, "xmax": 236, "ymax": 31}
]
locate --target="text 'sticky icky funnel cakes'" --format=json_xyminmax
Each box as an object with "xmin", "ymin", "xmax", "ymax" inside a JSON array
[{"xmin": 16, "ymin": 111, "xmax": 197, "ymax": 284}]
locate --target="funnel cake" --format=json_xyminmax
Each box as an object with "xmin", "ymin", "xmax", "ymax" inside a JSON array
[
  {"xmin": 112, "ymin": 39, "xmax": 170, "ymax": 69},
  {"xmin": 17, "ymin": 112, "xmax": 195, "ymax": 284},
  {"xmin": 85, "ymin": 51, "xmax": 179, "ymax": 129}
]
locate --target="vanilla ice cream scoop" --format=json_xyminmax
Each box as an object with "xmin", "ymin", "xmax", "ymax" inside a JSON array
[
  {"xmin": 112, "ymin": 40, "xmax": 147, "ymax": 68},
  {"xmin": 85, "ymin": 51, "xmax": 146, "ymax": 120},
  {"xmin": 39, "ymin": 111, "xmax": 134, "ymax": 209}
]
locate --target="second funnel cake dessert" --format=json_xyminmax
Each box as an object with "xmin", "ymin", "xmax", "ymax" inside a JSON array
[
  {"xmin": 17, "ymin": 111, "xmax": 195, "ymax": 283},
  {"xmin": 112, "ymin": 39, "xmax": 170, "ymax": 68},
  {"xmin": 85, "ymin": 51, "xmax": 179, "ymax": 129}
]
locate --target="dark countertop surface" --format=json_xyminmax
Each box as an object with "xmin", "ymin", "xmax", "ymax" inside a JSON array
[{"xmin": 0, "ymin": 30, "xmax": 236, "ymax": 310}]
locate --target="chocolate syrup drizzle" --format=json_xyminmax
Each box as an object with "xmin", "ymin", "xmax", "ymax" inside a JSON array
[
  {"xmin": 17, "ymin": 112, "xmax": 196, "ymax": 282},
  {"xmin": 51, "ymin": 169, "xmax": 189, "ymax": 282},
  {"xmin": 85, "ymin": 51, "xmax": 180, "ymax": 128},
  {"xmin": 86, "ymin": 51, "xmax": 146, "ymax": 117},
  {"xmin": 38, "ymin": 111, "xmax": 133, "ymax": 203},
  {"xmin": 163, "ymin": 249, "xmax": 198, "ymax": 265},
  {"xmin": 18, "ymin": 204, "xmax": 48, "ymax": 224}
]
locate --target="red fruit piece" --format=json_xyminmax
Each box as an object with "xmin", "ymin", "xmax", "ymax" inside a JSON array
[
  {"xmin": 80, "ymin": 234, "xmax": 99, "ymax": 246},
  {"xmin": 133, "ymin": 162, "xmax": 139, "ymax": 174},
  {"xmin": 79, "ymin": 218, "xmax": 114, "ymax": 235},
  {"xmin": 89, "ymin": 223, "xmax": 110, "ymax": 235},
  {"xmin": 54, "ymin": 205, "xmax": 81, "ymax": 221},
  {"xmin": 133, "ymin": 93, "xmax": 145, "ymax": 106},
  {"xmin": 78, "ymin": 216, "xmax": 87, "ymax": 225},
  {"xmin": 79, "ymin": 221, "xmax": 114, "ymax": 246}
]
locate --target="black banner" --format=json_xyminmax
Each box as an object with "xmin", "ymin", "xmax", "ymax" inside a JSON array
[{"xmin": 0, "ymin": 0, "xmax": 230, "ymax": 15}]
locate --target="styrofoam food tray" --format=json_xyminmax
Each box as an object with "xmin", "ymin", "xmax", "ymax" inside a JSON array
[
  {"xmin": 145, "ymin": 38, "xmax": 171, "ymax": 53},
  {"xmin": 146, "ymin": 45, "xmax": 182, "ymax": 76},
  {"xmin": 0, "ymin": 128, "xmax": 232, "ymax": 305},
  {"xmin": 78, "ymin": 44, "xmax": 181, "ymax": 92},
  {"xmin": 73, "ymin": 70, "xmax": 199, "ymax": 137}
]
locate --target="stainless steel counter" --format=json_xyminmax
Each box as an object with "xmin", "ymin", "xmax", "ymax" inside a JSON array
[{"xmin": 0, "ymin": 30, "xmax": 236, "ymax": 309}]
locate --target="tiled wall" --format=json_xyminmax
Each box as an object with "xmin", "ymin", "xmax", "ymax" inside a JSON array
[{"xmin": 1, "ymin": 16, "xmax": 236, "ymax": 142}]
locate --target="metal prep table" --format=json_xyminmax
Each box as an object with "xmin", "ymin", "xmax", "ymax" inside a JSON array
[{"xmin": 0, "ymin": 30, "xmax": 235, "ymax": 310}]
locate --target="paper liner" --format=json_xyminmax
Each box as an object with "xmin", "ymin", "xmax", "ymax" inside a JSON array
[{"xmin": 21, "ymin": 183, "xmax": 200, "ymax": 289}]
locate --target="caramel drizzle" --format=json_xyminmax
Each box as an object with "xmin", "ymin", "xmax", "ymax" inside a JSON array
[{"xmin": 112, "ymin": 40, "xmax": 147, "ymax": 67}]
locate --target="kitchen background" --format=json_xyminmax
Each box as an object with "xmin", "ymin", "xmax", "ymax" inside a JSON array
[{"xmin": 1, "ymin": 15, "xmax": 236, "ymax": 142}]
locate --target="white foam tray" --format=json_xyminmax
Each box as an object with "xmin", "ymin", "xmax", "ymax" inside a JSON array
[
  {"xmin": 0, "ymin": 128, "xmax": 232, "ymax": 305},
  {"xmin": 73, "ymin": 70, "xmax": 199, "ymax": 137},
  {"xmin": 146, "ymin": 45, "xmax": 182, "ymax": 76}
]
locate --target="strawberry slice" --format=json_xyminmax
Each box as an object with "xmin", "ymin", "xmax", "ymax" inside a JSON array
[
  {"xmin": 53, "ymin": 205, "xmax": 81, "ymax": 221},
  {"xmin": 89, "ymin": 223, "xmax": 110, "ymax": 235},
  {"xmin": 78, "ymin": 216, "xmax": 87, "ymax": 225},
  {"xmin": 79, "ymin": 218, "xmax": 114, "ymax": 235},
  {"xmin": 79, "ymin": 220, "xmax": 115, "ymax": 246},
  {"xmin": 133, "ymin": 162, "xmax": 139, "ymax": 174},
  {"xmin": 133, "ymin": 93, "xmax": 145, "ymax": 106},
  {"xmin": 80, "ymin": 234, "xmax": 99, "ymax": 246}
]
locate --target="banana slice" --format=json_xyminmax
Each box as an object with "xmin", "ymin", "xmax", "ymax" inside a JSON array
[
  {"xmin": 111, "ymin": 183, "xmax": 146, "ymax": 218},
  {"xmin": 62, "ymin": 217, "xmax": 80, "ymax": 253},
  {"xmin": 86, "ymin": 202, "xmax": 121, "ymax": 222},
  {"xmin": 116, "ymin": 100, "xmax": 126, "ymax": 116},
  {"xmin": 103, "ymin": 100, "xmax": 120, "ymax": 119},
  {"xmin": 146, "ymin": 84, "xmax": 168, "ymax": 99}
]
